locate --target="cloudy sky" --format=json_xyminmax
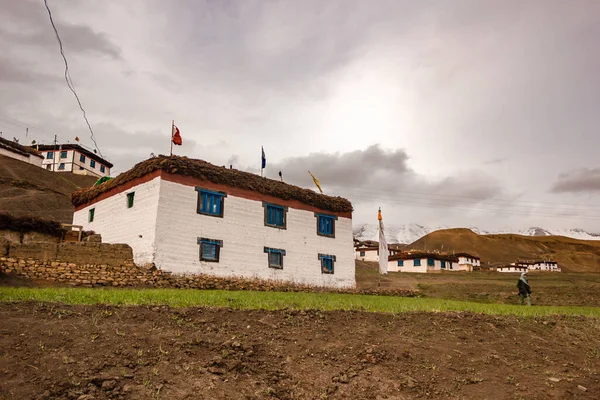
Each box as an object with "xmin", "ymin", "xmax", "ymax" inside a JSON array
[{"xmin": 1, "ymin": 0, "xmax": 599, "ymax": 230}]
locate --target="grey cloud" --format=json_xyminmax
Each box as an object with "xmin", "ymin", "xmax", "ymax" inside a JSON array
[
  {"xmin": 0, "ymin": 0, "xmax": 120, "ymax": 59},
  {"xmin": 266, "ymin": 145, "xmax": 502, "ymax": 207},
  {"xmin": 0, "ymin": 57, "xmax": 58, "ymax": 84},
  {"xmin": 551, "ymin": 168, "xmax": 600, "ymax": 193}
]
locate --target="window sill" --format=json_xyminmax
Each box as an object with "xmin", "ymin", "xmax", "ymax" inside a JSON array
[
  {"xmin": 269, "ymin": 265, "xmax": 283, "ymax": 270},
  {"xmin": 197, "ymin": 211, "xmax": 224, "ymax": 218},
  {"xmin": 317, "ymin": 233, "xmax": 335, "ymax": 238},
  {"xmin": 265, "ymin": 223, "xmax": 286, "ymax": 230}
]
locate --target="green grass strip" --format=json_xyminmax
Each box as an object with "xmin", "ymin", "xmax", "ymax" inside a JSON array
[{"xmin": 1, "ymin": 287, "xmax": 599, "ymax": 317}]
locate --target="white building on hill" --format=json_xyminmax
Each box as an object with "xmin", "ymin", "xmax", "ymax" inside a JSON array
[
  {"xmin": 496, "ymin": 264, "xmax": 529, "ymax": 273},
  {"xmin": 0, "ymin": 137, "xmax": 43, "ymax": 167},
  {"xmin": 517, "ymin": 260, "xmax": 561, "ymax": 272},
  {"xmin": 35, "ymin": 144, "xmax": 112, "ymax": 178},
  {"xmin": 387, "ymin": 252, "xmax": 459, "ymax": 273},
  {"xmin": 355, "ymin": 246, "xmax": 379, "ymax": 262},
  {"xmin": 71, "ymin": 156, "xmax": 355, "ymax": 288}
]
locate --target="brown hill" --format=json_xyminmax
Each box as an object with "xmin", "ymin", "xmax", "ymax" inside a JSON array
[
  {"xmin": 409, "ymin": 228, "xmax": 600, "ymax": 272},
  {"xmin": 0, "ymin": 155, "xmax": 97, "ymax": 223}
]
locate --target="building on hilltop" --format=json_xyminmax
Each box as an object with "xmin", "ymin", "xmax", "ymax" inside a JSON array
[
  {"xmin": 516, "ymin": 260, "xmax": 561, "ymax": 272},
  {"xmin": 34, "ymin": 144, "xmax": 112, "ymax": 178},
  {"xmin": 496, "ymin": 264, "xmax": 529, "ymax": 273},
  {"xmin": 387, "ymin": 252, "xmax": 459, "ymax": 273},
  {"xmin": 0, "ymin": 137, "xmax": 44, "ymax": 167},
  {"xmin": 453, "ymin": 253, "xmax": 481, "ymax": 272},
  {"xmin": 355, "ymin": 245, "xmax": 379, "ymax": 262},
  {"xmin": 71, "ymin": 156, "xmax": 355, "ymax": 288}
]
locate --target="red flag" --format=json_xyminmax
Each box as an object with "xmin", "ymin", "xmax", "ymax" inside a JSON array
[{"xmin": 172, "ymin": 125, "xmax": 182, "ymax": 146}]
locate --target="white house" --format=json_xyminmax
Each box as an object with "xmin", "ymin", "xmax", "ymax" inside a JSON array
[
  {"xmin": 454, "ymin": 253, "xmax": 481, "ymax": 272},
  {"xmin": 71, "ymin": 156, "xmax": 355, "ymax": 288},
  {"xmin": 0, "ymin": 137, "xmax": 43, "ymax": 167},
  {"xmin": 518, "ymin": 260, "xmax": 561, "ymax": 272},
  {"xmin": 35, "ymin": 144, "xmax": 112, "ymax": 178},
  {"xmin": 355, "ymin": 246, "xmax": 379, "ymax": 262},
  {"xmin": 496, "ymin": 264, "xmax": 529, "ymax": 273},
  {"xmin": 387, "ymin": 252, "xmax": 459, "ymax": 273}
]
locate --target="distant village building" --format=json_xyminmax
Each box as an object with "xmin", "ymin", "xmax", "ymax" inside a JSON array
[
  {"xmin": 355, "ymin": 246, "xmax": 379, "ymax": 262},
  {"xmin": 517, "ymin": 260, "xmax": 561, "ymax": 272},
  {"xmin": 0, "ymin": 137, "xmax": 43, "ymax": 167},
  {"xmin": 71, "ymin": 156, "xmax": 355, "ymax": 288},
  {"xmin": 454, "ymin": 253, "xmax": 481, "ymax": 272},
  {"xmin": 496, "ymin": 264, "xmax": 529, "ymax": 273},
  {"xmin": 35, "ymin": 144, "xmax": 112, "ymax": 178},
  {"xmin": 387, "ymin": 252, "xmax": 459, "ymax": 273}
]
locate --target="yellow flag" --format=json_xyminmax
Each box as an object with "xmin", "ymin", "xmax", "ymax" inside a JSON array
[{"xmin": 308, "ymin": 170, "xmax": 323, "ymax": 194}]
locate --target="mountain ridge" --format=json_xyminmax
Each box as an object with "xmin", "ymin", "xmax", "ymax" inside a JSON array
[{"xmin": 353, "ymin": 223, "xmax": 600, "ymax": 244}]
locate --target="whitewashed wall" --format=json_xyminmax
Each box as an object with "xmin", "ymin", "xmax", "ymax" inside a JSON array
[
  {"xmin": 72, "ymin": 177, "xmax": 161, "ymax": 266},
  {"xmin": 497, "ymin": 267, "xmax": 528, "ymax": 273},
  {"xmin": 388, "ymin": 258, "xmax": 458, "ymax": 273},
  {"xmin": 0, "ymin": 147, "xmax": 43, "ymax": 167},
  {"xmin": 153, "ymin": 179, "xmax": 355, "ymax": 288},
  {"xmin": 355, "ymin": 249, "xmax": 379, "ymax": 262}
]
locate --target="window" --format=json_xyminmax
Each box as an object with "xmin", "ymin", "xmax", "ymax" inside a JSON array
[
  {"xmin": 397, "ymin": 260, "xmax": 404, "ymax": 267},
  {"xmin": 319, "ymin": 254, "xmax": 336, "ymax": 274},
  {"xmin": 60, "ymin": 151, "xmax": 67, "ymax": 158},
  {"xmin": 47, "ymin": 152, "xmax": 53, "ymax": 159},
  {"xmin": 198, "ymin": 238, "xmax": 222, "ymax": 262},
  {"xmin": 127, "ymin": 192, "xmax": 135, "ymax": 208},
  {"xmin": 263, "ymin": 202, "xmax": 286, "ymax": 228},
  {"xmin": 427, "ymin": 258, "xmax": 435, "ymax": 267},
  {"xmin": 88, "ymin": 208, "xmax": 95, "ymax": 222},
  {"xmin": 79, "ymin": 166, "xmax": 84, "ymax": 170},
  {"xmin": 315, "ymin": 213, "xmax": 337, "ymax": 237},
  {"xmin": 359, "ymin": 251, "xmax": 365, "ymax": 257},
  {"xmin": 449, "ymin": 262, "xmax": 453, "ymax": 270},
  {"xmin": 58, "ymin": 163, "xmax": 65, "ymax": 170},
  {"xmin": 414, "ymin": 259, "xmax": 421, "ymax": 267},
  {"xmin": 90, "ymin": 160, "xmax": 96, "ymax": 168},
  {"xmin": 264, "ymin": 247, "xmax": 286, "ymax": 269},
  {"xmin": 100, "ymin": 165, "xmax": 106, "ymax": 173},
  {"xmin": 46, "ymin": 165, "xmax": 51, "ymax": 170},
  {"xmin": 441, "ymin": 260, "xmax": 446, "ymax": 269},
  {"xmin": 196, "ymin": 187, "xmax": 226, "ymax": 217},
  {"xmin": 80, "ymin": 154, "xmax": 86, "ymax": 163}
]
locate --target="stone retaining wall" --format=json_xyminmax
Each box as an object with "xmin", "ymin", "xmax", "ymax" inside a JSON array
[{"xmin": 0, "ymin": 253, "xmax": 417, "ymax": 297}]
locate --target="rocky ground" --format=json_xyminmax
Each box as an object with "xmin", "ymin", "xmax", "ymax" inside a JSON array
[{"xmin": 1, "ymin": 302, "xmax": 599, "ymax": 399}]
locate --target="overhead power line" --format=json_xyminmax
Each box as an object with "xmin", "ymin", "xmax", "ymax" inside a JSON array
[{"xmin": 43, "ymin": 0, "xmax": 104, "ymax": 159}]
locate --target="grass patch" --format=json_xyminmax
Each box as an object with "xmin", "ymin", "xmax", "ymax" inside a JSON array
[{"xmin": 1, "ymin": 287, "xmax": 600, "ymax": 317}]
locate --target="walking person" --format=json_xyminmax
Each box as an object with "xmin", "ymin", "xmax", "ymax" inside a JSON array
[{"xmin": 517, "ymin": 271, "xmax": 532, "ymax": 306}]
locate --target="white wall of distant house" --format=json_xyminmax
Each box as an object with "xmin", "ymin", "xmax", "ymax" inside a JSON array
[
  {"xmin": 41, "ymin": 149, "xmax": 110, "ymax": 177},
  {"xmin": 153, "ymin": 179, "xmax": 355, "ymax": 289},
  {"xmin": 73, "ymin": 177, "xmax": 161, "ymax": 266},
  {"xmin": 497, "ymin": 266, "xmax": 528, "ymax": 273},
  {"xmin": 0, "ymin": 147, "xmax": 43, "ymax": 167},
  {"xmin": 526, "ymin": 262, "xmax": 561, "ymax": 272},
  {"xmin": 355, "ymin": 249, "xmax": 379, "ymax": 262},
  {"xmin": 387, "ymin": 258, "xmax": 457, "ymax": 273}
]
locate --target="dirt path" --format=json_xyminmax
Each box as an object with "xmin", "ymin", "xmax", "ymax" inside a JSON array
[{"xmin": 1, "ymin": 302, "xmax": 599, "ymax": 399}]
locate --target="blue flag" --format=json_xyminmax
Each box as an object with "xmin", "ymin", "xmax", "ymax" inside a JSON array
[{"xmin": 261, "ymin": 146, "xmax": 266, "ymax": 169}]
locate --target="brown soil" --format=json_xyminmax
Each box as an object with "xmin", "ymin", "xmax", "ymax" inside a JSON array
[
  {"xmin": 0, "ymin": 155, "xmax": 97, "ymax": 223},
  {"xmin": 409, "ymin": 228, "xmax": 600, "ymax": 273},
  {"xmin": 1, "ymin": 302, "xmax": 599, "ymax": 400}
]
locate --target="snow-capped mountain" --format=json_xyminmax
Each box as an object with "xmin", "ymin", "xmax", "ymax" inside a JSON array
[{"xmin": 353, "ymin": 223, "xmax": 600, "ymax": 244}]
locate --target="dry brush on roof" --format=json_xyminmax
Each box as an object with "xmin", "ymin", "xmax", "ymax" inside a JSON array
[
  {"xmin": 71, "ymin": 156, "xmax": 353, "ymax": 212},
  {"xmin": 0, "ymin": 137, "xmax": 42, "ymax": 158}
]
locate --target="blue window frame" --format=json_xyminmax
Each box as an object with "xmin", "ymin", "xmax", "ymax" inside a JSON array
[
  {"xmin": 47, "ymin": 152, "xmax": 53, "ymax": 159},
  {"xmin": 196, "ymin": 187, "xmax": 226, "ymax": 217},
  {"xmin": 80, "ymin": 154, "xmax": 86, "ymax": 163},
  {"xmin": 397, "ymin": 260, "xmax": 404, "ymax": 267},
  {"xmin": 127, "ymin": 192, "xmax": 135, "ymax": 208},
  {"xmin": 58, "ymin": 163, "xmax": 65, "ymax": 170},
  {"xmin": 198, "ymin": 238, "xmax": 222, "ymax": 262},
  {"xmin": 360, "ymin": 251, "xmax": 365, "ymax": 257},
  {"xmin": 263, "ymin": 203, "xmax": 286, "ymax": 228},
  {"xmin": 90, "ymin": 160, "xmax": 96, "ymax": 168},
  {"xmin": 319, "ymin": 254, "xmax": 336, "ymax": 274},
  {"xmin": 100, "ymin": 165, "xmax": 105, "ymax": 173},
  {"xmin": 315, "ymin": 213, "xmax": 337, "ymax": 237},
  {"xmin": 441, "ymin": 260, "xmax": 446, "ymax": 269},
  {"xmin": 427, "ymin": 258, "xmax": 435, "ymax": 267},
  {"xmin": 60, "ymin": 151, "xmax": 67, "ymax": 158},
  {"xmin": 88, "ymin": 208, "xmax": 95, "ymax": 222},
  {"xmin": 449, "ymin": 262, "xmax": 453, "ymax": 270},
  {"xmin": 264, "ymin": 247, "xmax": 286, "ymax": 269},
  {"xmin": 414, "ymin": 259, "xmax": 421, "ymax": 267}
]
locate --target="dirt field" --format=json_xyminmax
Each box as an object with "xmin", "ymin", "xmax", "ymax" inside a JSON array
[
  {"xmin": 1, "ymin": 302, "xmax": 599, "ymax": 400},
  {"xmin": 356, "ymin": 261, "xmax": 600, "ymax": 307}
]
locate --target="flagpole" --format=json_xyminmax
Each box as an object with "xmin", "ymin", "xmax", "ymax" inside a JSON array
[{"xmin": 170, "ymin": 120, "xmax": 174, "ymax": 156}]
